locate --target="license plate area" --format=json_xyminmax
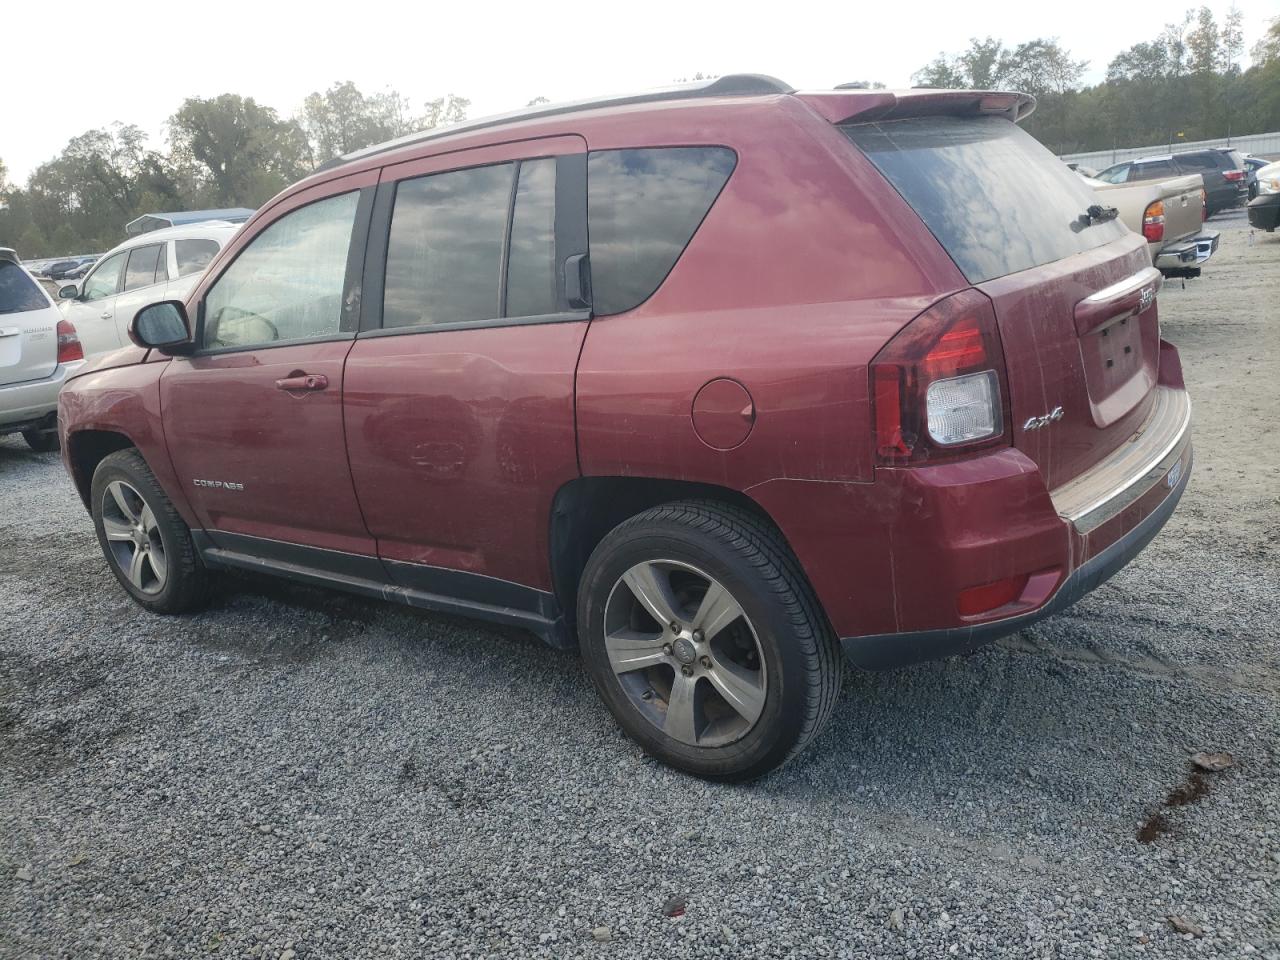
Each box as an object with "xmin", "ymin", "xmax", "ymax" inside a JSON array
[{"xmin": 1078, "ymin": 308, "xmax": 1158, "ymax": 428}]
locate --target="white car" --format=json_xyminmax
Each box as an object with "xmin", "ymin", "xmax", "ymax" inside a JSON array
[
  {"xmin": 0, "ymin": 249, "xmax": 85, "ymax": 451},
  {"xmin": 57, "ymin": 222, "xmax": 240, "ymax": 359}
]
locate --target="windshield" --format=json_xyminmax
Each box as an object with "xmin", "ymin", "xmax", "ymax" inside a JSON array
[{"xmin": 841, "ymin": 116, "xmax": 1129, "ymax": 284}]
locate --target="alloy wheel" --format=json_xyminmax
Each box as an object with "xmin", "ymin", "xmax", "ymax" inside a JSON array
[
  {"xmin": 602, "ymin": 559, "xmax": 767, "ymax": 747},
  {"xmin": 100, "ymin": 480, "xmax": 167, "ymax": 595}
]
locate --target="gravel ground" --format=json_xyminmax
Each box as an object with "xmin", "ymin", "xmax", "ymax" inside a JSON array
[{"xmin": 2, "ymin": 209, "xmax": 1278, "ymax": 959}]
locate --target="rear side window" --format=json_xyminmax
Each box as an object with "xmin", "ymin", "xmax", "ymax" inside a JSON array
[
  {"xmin": 0, "ymin": 261, "xmax": 49, "ymax": 314},
  {"xmin": 1132, "ymin": 159, "xmax": 1177, "ymax": 181},
  {"xmin": 175, "ymin": 239, "xmax": 220, "ymax": 278},
  {"xmin": 384, "ymin": 163, "xmax": 512, "ymax": 328},
  {"xmin": 505, "ymin": 158, "xmax": 557, "ymax": 318},
  {"xmin": 587, "ymin": 147, "xmax": 736, "ymax": 316},
  {"xmin": 1175, "ymin": 152, "xmax": 1218, "ymax": 172},
  {"xmin": 124, "ymin": 243, "xmax": 164, "ymax": 290},
  {"xmin": 841, "ymin": 117, "xmax": 1128, "ymax": 284},
  {"xmin": 382, "ymin": 157, "xmax": 560, "ymax": 328}
]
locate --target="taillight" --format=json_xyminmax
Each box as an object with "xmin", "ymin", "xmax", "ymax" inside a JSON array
[
  {"xmin": 1142, "ymin": 199, "xmax": 1165, "ymax": 243},
  {"xmin": 56, "ymin": 319, "xmax": 83, "ymax": 363},
  {"xmin": 1223, "ymin": 170, "xmax": 1245, "ymax": 182},
  {"xmin": 870, "ymin": 289, "xmax": 1010, "ymax": 466},
  {"xmin": 1200, "ymin": 188, "xmax": 1208, "ymax": 221}
]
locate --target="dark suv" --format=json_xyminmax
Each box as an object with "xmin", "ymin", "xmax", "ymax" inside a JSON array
[
  {"xmin": 1097, "ymin": 148, "xmax": 1248, "ymax": 216},
  {"xmin": 59, "ymin": 77, "xmax": 1191, "ymax": 781}
]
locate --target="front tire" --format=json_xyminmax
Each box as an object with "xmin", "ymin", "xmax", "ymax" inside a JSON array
[
  {"xmin": 91, "ymin": 449, "xmax": 210, "ymax": 614},
  {"xmin": 578, "ymin": 501, "xmax": 841, "ymax": 782}
]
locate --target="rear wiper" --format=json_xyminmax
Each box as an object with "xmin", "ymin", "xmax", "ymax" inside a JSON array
[{"xmin": 1078, "ymin": 204, "xmax": 1119, "ymax": 227}]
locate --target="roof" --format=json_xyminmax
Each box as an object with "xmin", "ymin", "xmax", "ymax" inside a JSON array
[
  {"xmin": 313, "ymin": 76, "xmax": 1035, "ymax": 180},
  {"xmin": 125, "ymin": 208, "xmax": 256, "ymax": 235},
  {"xmin": 317, "ymin": 74, "xmax": 795, "ymax": 172},
  {"xmin": 101, "ymin": 221, "xmax": 243, "ymax": 259}
]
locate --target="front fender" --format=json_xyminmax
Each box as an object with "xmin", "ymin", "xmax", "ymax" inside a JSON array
[{"xmin": 59, "ymin": 359, "xmax": 198, "ymax": 527}]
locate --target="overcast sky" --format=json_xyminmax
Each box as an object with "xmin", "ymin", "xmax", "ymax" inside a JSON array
[{"xmin": 4, "ymin": 0, "xmax": 1278, "ymax": 184}]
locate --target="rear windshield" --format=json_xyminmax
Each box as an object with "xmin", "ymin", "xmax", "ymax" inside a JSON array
[
  {"xmin": 841, "ymin": 117, "xmax": 1128, "ymax": 284},
  {"xmin": 0, "ymin": 261, "xmax": 50, "ymax": 314}
]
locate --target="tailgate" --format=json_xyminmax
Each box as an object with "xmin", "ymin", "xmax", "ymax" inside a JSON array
[
  {"xmin": 978, "ymin": 241, "xmax": 1159, "ymax": 489},
  {"xmin": 0, "ymin": 261, "xmax": 59, "ymax": 387},
  {"xmin": 840, "ymin": 113, "xmax": 1159, "ymax": 490},
  {"xmin": 1155, "ymin": 175, "xmax": 1204, "ymax": 244}
]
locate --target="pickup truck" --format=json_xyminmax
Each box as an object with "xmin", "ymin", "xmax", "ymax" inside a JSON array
[{"xmin": 1083, "ymin": 173, "xmax": 1218, "ymax": 279}]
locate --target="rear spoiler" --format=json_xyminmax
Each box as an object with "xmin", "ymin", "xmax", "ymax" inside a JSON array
[
  {"xmin": 0, "ymin": 248, "xmax": 18, "ymax": 265},
  {"xmin": 797, "ymin": 89, "xmax": 1036, "ymax": 126}
]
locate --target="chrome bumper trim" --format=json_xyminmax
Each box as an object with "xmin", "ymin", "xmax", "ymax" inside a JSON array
[{"xmin": 1050, "ymin": 385, "xmax": 1191, "ymax": 533}]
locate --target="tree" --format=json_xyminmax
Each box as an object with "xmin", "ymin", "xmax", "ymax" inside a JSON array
[
  {"xmin": 16, "ymin": 224, "xmax": 48, "ymax": 258},
  {"xmin": 526, "ymin": 96, "xmax": 550, "ymax": 107},
  {"xmin": 421, "ymin": 94, "xmax": 470, "ymax": 130},
  {"xmin": 168, "ymin": 95, "xmax": 309, "ymax": 207},
  {"xmin": 910, "ymin": 36, "xmax": 1087, "ymax": 150},
  {"xmin": 1251, "ymin": 16, "xmax": 1280, "ymax": 64},
  {"xmin": 912, "ymin": 52, "xmax": 969, "ymax": 88},
  {"xmin": 301, "ymin": 81, "xmax": 417, "ymax": 163}
]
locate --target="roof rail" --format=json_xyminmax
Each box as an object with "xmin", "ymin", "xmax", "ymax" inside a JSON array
[{"xmin": 316, "ymin": 74, "xmax": 794, "ymax": 173}]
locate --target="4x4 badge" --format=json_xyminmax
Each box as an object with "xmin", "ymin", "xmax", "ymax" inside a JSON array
[{"xmin": 1023, "ymin": 406, "xmax": 1064, "ymax": 431}]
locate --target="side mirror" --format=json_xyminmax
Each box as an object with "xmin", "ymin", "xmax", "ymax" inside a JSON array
[
  {"xmin": 57, "ymin": 284, "xmax": 79, "ymax": 300},
  {"xmin": 130, "ymin": 300, "xmax": 193, "ymax": 354}
]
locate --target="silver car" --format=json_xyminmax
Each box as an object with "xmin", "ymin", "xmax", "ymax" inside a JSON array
[{"xmin": 0, "ymin": 249, "xmax": 85, "ymax": 451}]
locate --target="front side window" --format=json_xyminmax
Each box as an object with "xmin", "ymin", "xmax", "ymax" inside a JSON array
[
  {"xmin": 0, "ymin": 262, "xmax": 49, "ymax": 314},
  {"xmin": 204, "ymin": 191, "xmax": 358, "ymax": 350},
  {"xmin": 1094, "ymin": 163, "xmax": 1129, "ymax": 184},
  {"xmin": 124, "ymin": 244, "xmax": 164, "ymax": 291},
  {"xmin": 81, "ymin": 252, "xmax": 126, "ymax": 301},
  {"xmin": 175, "ymin": 238, "xmax": 220, "ymax": 278},
  {"xmin": 587, "ymin": 147, "xmax": 737, "ymax": 316},
  {"xmin": 383, "ymin": 163, "xmax": 513, "ymax": 328}
]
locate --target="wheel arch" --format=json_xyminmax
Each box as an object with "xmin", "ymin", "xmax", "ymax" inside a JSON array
[
  {"xmin": 548, "ymin": 476, "xmax": 804, "ymax": 636},
  {"xmin": 66, "ymin": 429, "xmax": 139, "ymax": 509}
]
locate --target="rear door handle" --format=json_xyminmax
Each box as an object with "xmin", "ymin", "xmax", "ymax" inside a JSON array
[{"xmin": 275, "ymin": 373, "xmax": 329, "ymax": 392}]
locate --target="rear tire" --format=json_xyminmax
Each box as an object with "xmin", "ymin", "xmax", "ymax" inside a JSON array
[
  {"xmin": 91, "ymin": 449, "xmax": 210, "ymax": 614},
  {"xmin": 577, "ymin": 500, "xmax": 841, "ymax": 782},
  {"xmin": 22, "ymin": 428, "xmax": 59, "ymax": 453}
]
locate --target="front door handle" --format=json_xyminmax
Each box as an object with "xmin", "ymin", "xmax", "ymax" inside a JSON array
[
  {"xmin": 100, "ymin": 311, "xmax": 113, "ymax": 320},
  {"xmin": 275, "ymin": 372, "xmax": 329, "ymax": 392}
]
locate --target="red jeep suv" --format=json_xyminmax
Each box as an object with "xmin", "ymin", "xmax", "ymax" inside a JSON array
[{"xmin": 59, "ymin": 76, "xmax": 1191, "ymax": 781}]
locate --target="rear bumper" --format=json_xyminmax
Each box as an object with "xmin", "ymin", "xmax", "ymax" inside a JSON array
[
  {"xmin": 0, "ymin": 360, "xmax": 83, "ymax": 433},
  {"xmin": 1154, "ymin": 230, "xmax": 1219, "ymax": 273},
  {"xmin": 842, "ymin": 441, "xmax": 1190, "ymax": 669},
  {"xmin": 1248, "ymin": 193, "xmax": 1280, "ymax": 231}
]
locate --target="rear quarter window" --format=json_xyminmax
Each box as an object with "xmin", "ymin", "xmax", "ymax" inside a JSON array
[
  {"xmin": 841, "ymin": 117, "xmax": 1128, "ymax": 284},
  {"xmin": 587, "ymin": 147, "xmax": 736, "ymax": 316},
  {"xmin": 0, "ymin": 262, "xmax": 50, "ymax": 314}
]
